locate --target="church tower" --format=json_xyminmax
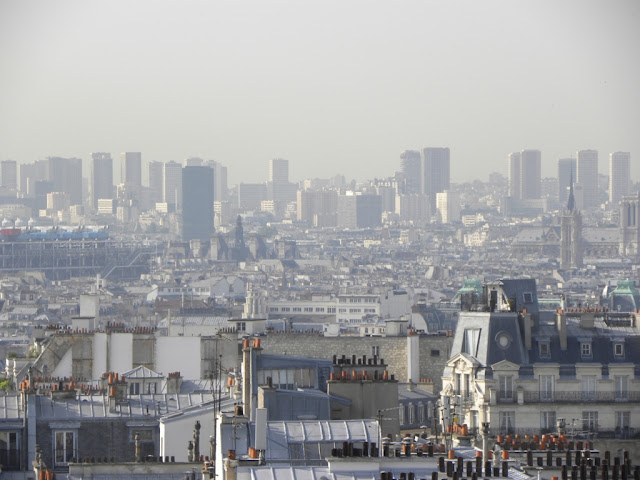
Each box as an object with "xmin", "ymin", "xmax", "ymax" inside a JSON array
[
  {"xmin": 560, "ymin": 176, "xmax": 583, "ymax": 269},
  {"xmin": 619, "ymin": 192, "xmax": 640, "ymax": 258}
]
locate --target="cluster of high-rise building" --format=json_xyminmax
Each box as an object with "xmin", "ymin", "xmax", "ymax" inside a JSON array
[{"xmin": 507, "ymin": 149, "xmax": 631, "ymax": 215}]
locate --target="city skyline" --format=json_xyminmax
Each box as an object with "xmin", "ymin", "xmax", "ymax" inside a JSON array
[{"xmin": 1, "ymin": 0, "xmax": 639, "ymax": 184}]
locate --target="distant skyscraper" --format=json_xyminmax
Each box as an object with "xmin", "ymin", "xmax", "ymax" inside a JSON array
[
  {"xmin": 609, "ymin": 152, "xmax": 631, "ymax": 205},
  {"xmin": 120, "ymin": 152, "xmax": 142, "ymax": 187},
  {"xmin": 508, "ymin": 152, "xmax": 521, "ymax": 199},
  {"xmin": 297, "ymin": 190, "xmax": 338, "ymax": 226},
  {"xmin": 520, "ymin": 150, "xmax": 541, "ymax": 200},
  {"xmin": 163, "ymin": 161, "xmax": 182, "ymax": 211},
  {"xmin": 0, "ymin": 160, "xmax": 17, "ymax": 190},
  {"xmin": 148, "ymin": 161, "xmax": 164, "ymax": 206},
  {"xmin": 182, "ymin": 166, "xmax": 214, "ymax": 241},
  {"xmin": 47, "ymin": 157, "xmax": 83, "ymax": 206},
  {"xmin": 399, "ymin": 150, "xmax": 421, "ymax": 194},
  {"xmin": 238, "ymin": 183, "xmax": 268, "ymax": 211},
  {"xmin": 90, "ymin": 152, "xmax": 113, "ymax": 210},
  {"xmin": 337, "ymin": 194, "xmax": 382, "ymax": 228},
  {"xmin": 185, "ymin": 157, "xmax": 204, "ymax": 167},
  {"xmin": 18, "ymin": 160, "xmax": 48, "ymax": 195},
  {"xmin": 269, "ymin": 158, "xmax": 289, "ymax": 184},
  {"xmin": 204, "ymin": 160, "xmax": 228, "ymax": 203},
  {"xmin": 422, "ymin": 147, "xmax": 450, "ymax": 209},
  {"xmin": 577, "ymin": 149, "xmax": 599, "ymax": 208},
  {"xmin": 558, "ymin": 158, "xmax": 576, "ymax": 207}
]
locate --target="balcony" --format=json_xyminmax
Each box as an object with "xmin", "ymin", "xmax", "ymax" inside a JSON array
[{"xmin": 521, "ymin": 391, "xmax": 640, "ymax": 403}]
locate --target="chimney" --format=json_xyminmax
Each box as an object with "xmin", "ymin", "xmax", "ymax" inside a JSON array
[
  {"xmin": 166, "ymin": 372, "xmax": 183, "ymax": 394},
  {"xmin": 107, "ymin": 372, "xmax": 128, "ymax": 413},
  {"xmin": 242, "ymin": 338, "xmax": 263, "ymax": 421},
  {"xmin": 556, "ymin": 311, "xmax": 567, "ymax": 351},
  {"xmin": 580, "ymin": 311, "xmax": 595, "ymax": 329},
  {"xmin": 522, "ymin": 312, "xmax": 532, "ymax": 350},
  {"xmin": 224, "ymin": 456, "xmax": 238, "ymax": 480}
]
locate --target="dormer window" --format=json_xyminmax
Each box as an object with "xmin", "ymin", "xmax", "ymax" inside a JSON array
[
  {"xmin": 523, "ymin": 292, "xmax": 533, "ymax": 304},
  {"xmin": 539, "ymin": 341, "xmax": 551, "ymax": 359},
  {"xmin": 463, "ymin": 329, "xmax": 481, "ymax": 356},
  {"xmin": 614, "ymin": 343, "xmax": 624, "ymax": 358},
  {"xmin": 581, "ymin": 342, "xmax": 592, "ymax": 359}
]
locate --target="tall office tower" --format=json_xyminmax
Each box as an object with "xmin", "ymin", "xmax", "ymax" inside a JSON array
[
  {"xmin": 18, "ymin": 160, "xmax": 48, "ymax": 195},
  {"xmin": 148, "ymin": 161, "xmax": 164, "ymax": 206},
  {"xmin": 205, "ymin": 160, "xmax": 228, "ymax": 202},
  {"xmin": 182, "ymin": 166, "xmax": 214, "ymax": 241},
  {"xmin": 90, "ymin": 152, "xmax": 113, "ymax": 210},
  {"xmin": 399, "ymin": 150, "xmax": 422, "ymax": 194},
  {"xmin": 337, "ymin": 194, "xmax": 382, "ymax": 228},
  {"xmin": 163, "ymin": 161, "xmax": 182, "ymax": 211},
  {"xmin": 0, "ymin": 160, "xmax": 17, "ymax": 189},
  {"xmin": 47, "ymin": 157, "xmax": 83, "ymax": 205},
  {"xmin": 185, "ymin": 157, "xmax": 204, "ymax": 167},
  {"xmin": 268, "ymin": 158, "xmax": 296, "ymax": 214},
  {"xmin": 422, "ymin": 147, "xmax": 450, "ymax": 209},
  {"xmin": 519, "ymin": 150, "xmax": 541, "ymax": 199},
  {"xmin": 297, "ymin": 189, "xmax": 338, "ymax": 226},
  {"xmin": 238, "ymin": 183, "xmax": 268, "ymax": 211},
  {"xmin": 269, "ymin": 158, "xmax": 289, "ymax": 184},
  {"xmin": 577, "ymin": 150, "xmax": 599, "ymax": 208},
  {"xmin": 609, "ymin": 152, "xmax": 631, "ymax": 205},
  {"xmin": 508, "ymin": 152, "xmax": 521, "ymax": 198},
  {"xmin": 558, "ymin": 158, "xmax": 577, "ymax": 207},
  {"xmin": 120, "ymin": 152, "xmax": 142, "ymax": 187},
  {"xmin": 217, "ymin": 164, "xmax": 228, "ymax": 202}
]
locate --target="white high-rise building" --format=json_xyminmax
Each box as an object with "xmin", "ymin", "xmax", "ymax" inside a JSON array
[
  {"xmin": 163, "ymin": 161, "xmax": 182, "ymax": 211},
  {"xmin": 508, "ymin": 152, "xmax": 521, "ymax": 199},
  {"xmin": 609, "ymin": 152, "xmax": 631, "ymax": 205},
  {"xmin": 0, "ymin": 160, "xmax": 17, "ymax": 190},
  {"xmin": 520, "ymin": 150, "xmax": 541, "ymax": 200},
  {"xmin": 577, "ymin": 150, "xmax": 599, "ymax": 208},
  {"xmin": 148, "ymin": 161, "xmax": 164, "ymax": 206},
  {"xmin": 422, "ymin": 147, "xmax": 450, "ymax": 210},
  {"xmin": 436, "ymin": 190, "xmax": 460, "ymax": 224},
  {"xmin": 90, "ymin": 152, "xmax": 113, "ymax": 210},
  {"xmin": 120, "ymin": 152, "xmax": 142, "ymax": 187},
  {"xmin": 269, "ymin": 158, "xmax": 289, "ymax": 184},
  {"xmin": 399, "ymin": 150, "xmax": 422, "ymax": 195}
]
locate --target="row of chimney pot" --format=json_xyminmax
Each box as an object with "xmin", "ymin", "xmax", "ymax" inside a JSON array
[
  {"xmin": 329, "ymin": 370, "xmax": 393, "ymax": 381},
  {"xmin": 242, "ymin": 338, "xmax": 261, "ymax": 349},
  {"xmin": 333, "ymin": 354, "xmax": 384, "ymax": 366}
]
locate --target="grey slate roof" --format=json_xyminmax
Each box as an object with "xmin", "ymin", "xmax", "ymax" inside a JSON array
[{"xmin": 34, "ymin": 393, "xmax": 214, "ymax": 419}]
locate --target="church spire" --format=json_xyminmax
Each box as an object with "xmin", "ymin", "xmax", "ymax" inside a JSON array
[{"xmin": 567, "ymin": 170, "xmax": 575, "ymax": 213}]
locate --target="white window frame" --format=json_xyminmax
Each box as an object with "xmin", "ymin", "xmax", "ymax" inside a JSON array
[
  {"xmin": 582, "ymin": 411, "xmax": 598, "ymax": 432},
  {"xmin": 581, "ymin": 375, "xmax": 596, "ymax": 401},
  {"xmin": 539, "ymin": 375, "xmax": 554, "ymax": 402},
  {"xmin": 540, "ymin": 411, "xmax": 556, "ymax": 432},
  {"xmin": 498, "ymin": 375, "xmax": 513, "ymax": 401},
  {"xmin": 614, "ymin": 376, "xmax": 629, "ymax": 401},
  {"xmin": 53, "ymin": 430, "xmax": 77, "ymax": 467},
  {"xmin": 499, "ymin": 411, "xmax": 515, "ymax": 434}
]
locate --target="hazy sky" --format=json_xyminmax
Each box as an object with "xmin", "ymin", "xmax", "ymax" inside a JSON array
[{"xmin": 1, "ymin": 0, "xmax": 639, "ymax": 185}]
